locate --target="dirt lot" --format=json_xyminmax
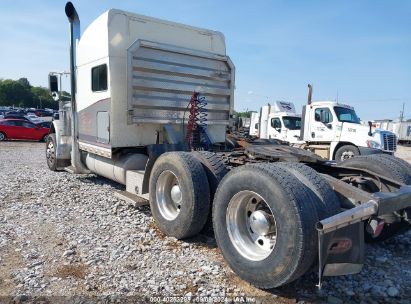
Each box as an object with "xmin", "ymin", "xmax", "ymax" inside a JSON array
[{"xmin": 0, "ymin": 142, "xmax": 410, "ymax": 303}]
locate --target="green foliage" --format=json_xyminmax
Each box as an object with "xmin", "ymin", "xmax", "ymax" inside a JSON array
[
  {"xmin": 60, "ymin": 91, "xmax": 71, "ymax": 102},
  {"xmin": 235, "ymin": 111, "xmax": 256, "ymax": 118},
  {"xmin": 0, "ymin": 78, "xmax": 64, "ymax": 109}
]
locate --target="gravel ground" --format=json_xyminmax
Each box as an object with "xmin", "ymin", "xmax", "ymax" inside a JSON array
[
  {"xmin": 0, "ymin": 141, "xmax": 410, "ymax": 304},
  {"xmin": 395, "ymin": 145, "xmax": 411, "ymax": 163}
]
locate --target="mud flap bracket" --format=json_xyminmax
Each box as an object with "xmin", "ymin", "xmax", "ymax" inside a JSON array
[{"xmin": 317, "ymin": 222, "xmax": 365, "ymax": 289}]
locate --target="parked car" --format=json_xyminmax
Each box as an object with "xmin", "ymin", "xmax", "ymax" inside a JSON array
[
  {"xmin": 34, "ymin": 109, "xmax": 53, "ymax": 117},
  {"xmin": 25, "ymin": 112, "xmax": 43, "ymax": 124},
  {"xmin": 4, "ymin": 113, "xmax": 31, "ymax": 121},
  {"xmin": 36, "ymin": 121, "xmax": 52, "ymax": 129},
  {"xmin": 0, "ymin": 119, "xmax": 50, "ymax": 142},
  {"xmin": 6, "ymin": 110, "xmax": 26, "ymax": 115}
]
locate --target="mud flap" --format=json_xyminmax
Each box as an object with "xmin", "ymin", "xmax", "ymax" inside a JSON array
[{"xmin": 317, "ymin": 222, "xmax": 365, "ymax": 288}]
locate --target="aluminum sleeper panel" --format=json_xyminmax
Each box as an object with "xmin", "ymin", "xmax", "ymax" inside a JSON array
[{"xmin": 127, "ymin": 40, "xmax": 234, "ymax": 125}]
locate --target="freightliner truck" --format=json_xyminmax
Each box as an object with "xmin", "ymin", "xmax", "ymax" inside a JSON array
[
  {"xmin": 256, "ymin": 101, "xmax": 303, "ymax": 144},
  {"xmin": 300, "ymin": 85, "xmax": 397, "ymax": 162},
  {"xmin": 47, "ymin": 2, "xmax": 411, "ymax": 289},
  {"xmin": 253, "ymin": 89, "xmax": 397, "ymax": 162}
]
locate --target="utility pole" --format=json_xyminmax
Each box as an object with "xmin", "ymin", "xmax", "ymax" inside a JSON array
[{"xmin": 400, "ymin": 102, "xmax": 405, "ymax": 122}]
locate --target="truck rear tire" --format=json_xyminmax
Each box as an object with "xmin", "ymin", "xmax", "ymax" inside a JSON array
[
  {"xmin": 192, "ymin": 151, "xmax": 228, "ymax": 234},
  {"xmin": 149, "ymin": 152, "xmax": 210, "ymax": 239},
  {"xmin": 373, "ymin": 153, "xmax": 411, "ymax": 176},
  {"xmin": 192, "ymin": 151, "xmax": 228, "ymax": 201},
  {"xmin": 340, "ymin": 154, "xmax": 411, "ymax": 185},
  {"xmin": 212, "ymin": 163, "xmax": 319, "ymax": 288},
  {"xmin": 340, "ymin": 154, "xmax": 411, "ymax": 242},
  {"xmin": 334, "ymin": 144, "xmax": 359, "ymax": 162},
  {"xmin": 46, "ymin": 133, "xmax": 58, "ymax": 171},
  {"xmin": 276, "ymin": 162, "xmax": 340, "ymax": 219}
]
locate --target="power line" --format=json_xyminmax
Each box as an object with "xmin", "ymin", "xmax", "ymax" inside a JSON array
[{"xmin": 347, "ymin": 98, "xmax": 410, "ymax": 103}]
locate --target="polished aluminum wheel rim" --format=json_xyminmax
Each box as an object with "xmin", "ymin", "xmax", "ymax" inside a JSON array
[
  {"xmin": 226, "ymin": 190, "xmax": 277, "ymax": 261},
  {"xmin": 46, "ymin": 141, "xmax": 55, "ymax": 162},
  {"xmin": 156, "ymin": 170, "xmax": 182, "ymax": 221},
  {"xmin": 0, "ymin": 133, "xmax": 5, "ymax": 141}
]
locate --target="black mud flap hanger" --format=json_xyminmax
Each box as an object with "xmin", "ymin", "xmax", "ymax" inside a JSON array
[
  {"xmin": 315, "ymin": 182, "xmax": 411, "ymax": 288},
  {"xmin": 317, "ymin": 221, "xmax": 365, "ymax": 289}
]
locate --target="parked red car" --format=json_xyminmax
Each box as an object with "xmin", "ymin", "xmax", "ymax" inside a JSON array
[{"xmin": 0, "ymin": 119, "xmax": 49, "ymax": 142}]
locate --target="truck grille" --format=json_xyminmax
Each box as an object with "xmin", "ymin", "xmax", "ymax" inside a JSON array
[{"xmin": 381, "ymin": 133, "xmax": 397, "ymax": 152}]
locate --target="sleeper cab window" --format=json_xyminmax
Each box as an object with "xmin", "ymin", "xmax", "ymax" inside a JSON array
[{"xmin": 91, "ymin": 64, "xmax": 108, "ymax": 92}]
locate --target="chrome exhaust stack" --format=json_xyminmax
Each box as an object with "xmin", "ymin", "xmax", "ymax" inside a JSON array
[
  {"xmin": 299, "ymin": 83, "xmax": 313, "ymax": 140},
  {"xmin": 65, "ymin": 2, "xmax": 88, "ymax": 173},
  {"xmin": 307, "ymin": 83, "xmax": 313, "ymax": 105}
]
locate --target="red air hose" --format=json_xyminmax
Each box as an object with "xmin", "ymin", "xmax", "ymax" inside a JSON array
[{"xmin": 185, "ymin": 92, "xmax": 210, "ymax": 150}]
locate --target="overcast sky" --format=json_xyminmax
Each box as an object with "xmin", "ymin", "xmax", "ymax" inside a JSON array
[{"xmin": 0, "ymin": 0, "xmax": 410, "ymax": 120}]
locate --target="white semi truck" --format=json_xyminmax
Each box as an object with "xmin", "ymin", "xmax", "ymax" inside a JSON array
[
  {"xmin": 256, "ymin": 101, "xmax": 303, "ymax": 144},
  {"xmin": 253, "ymin": 87, "xmax": 397, "ymax": 162},
  {"xmin": 301, "ymin": 85, "xmax": 397, "ymax": 162},
  {"xmin": 47, "ymin": 2, "xmax": 411, "ymax": 289}
]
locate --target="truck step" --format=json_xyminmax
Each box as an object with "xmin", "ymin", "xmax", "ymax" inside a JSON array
[
  {"xmin": 63, "ymin": 165, "xmax": 91, "ymax": 174},
  {"xmin": 64, "ymin": 166, "xmax": 76, "ymax": 174},
  {"xmin": 114, "ymin": 190, "xmax": 149, "ymax": 207}
]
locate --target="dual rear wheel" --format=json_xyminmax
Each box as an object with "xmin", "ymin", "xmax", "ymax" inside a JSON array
[
  {"xmin": 149, "ymin": 151, "xmax": 228, "ymax": 239},
  {"xmin": 212, "ymin": 163, "xmax": 340, "ymax": 288},
  {"xmin": 149, "ymin": 152, "xmax": 211, "ymax": 239},
  {"xmin": 150, "ymin": 151, "xmax": 340, "ymax": 288}
]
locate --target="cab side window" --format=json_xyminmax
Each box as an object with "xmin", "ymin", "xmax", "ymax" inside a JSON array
[
  {"xmin": 315, "ymin": 108, "xmax": 333, "ymax": 123},
  {"xmin": 271, "ymin": 118, "xmax": 282, "ymax": 130},
  {"xmin": 92, "ymin": 64, "xmax": 108, "ymax": 92}
]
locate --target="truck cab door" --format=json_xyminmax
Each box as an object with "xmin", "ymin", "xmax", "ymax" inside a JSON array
[
  {"xmin": 310, "ymin": 107, "xmax": 335, "ymax": 142},
  {"xmin": 268, "ymin": 117, "xmax": 282, "ymax": 139}
]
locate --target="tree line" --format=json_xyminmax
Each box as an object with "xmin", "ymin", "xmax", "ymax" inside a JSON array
[{"xmin": 0, "ymin": 78, "xmax": 68, "ymax": 109}]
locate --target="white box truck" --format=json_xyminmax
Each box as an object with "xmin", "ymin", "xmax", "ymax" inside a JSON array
[
  {"xmin": 47, "ymin": 2, "xmax": 411, "ymax": 289},
  {"xmin": 393, "ymin": 122, "xmax": 411, "ymax": 144}
]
